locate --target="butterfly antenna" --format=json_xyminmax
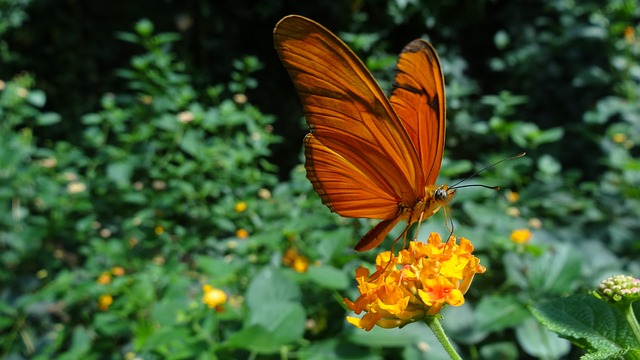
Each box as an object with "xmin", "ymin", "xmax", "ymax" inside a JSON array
[{"xmin": 450, "ymin": 152, "xmax": 526, "ymax": 190}]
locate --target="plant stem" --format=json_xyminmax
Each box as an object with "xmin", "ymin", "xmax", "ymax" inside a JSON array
[
  {"xmin": 623, "ymin": 303, "xmax": 640, "ymax": 346},
  {"xmin": 425, "ymin": 317, "xmax": 462, "ymax": 360}
]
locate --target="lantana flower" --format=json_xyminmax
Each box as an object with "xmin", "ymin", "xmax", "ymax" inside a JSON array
[
  {"xmin": 594, "ymin": 275, "xmax": 640, "ymax": 304},
  {"xmin": 344, "ymin": 232, "xmax": 485, "ymax": 331},
  {"xmin": 283, "ymin": 248, "xmax": 310, "ymax": 273},
  {"xmin": 510, "ymin": 228, "xmax": 532, "ymax": 244},
  {"xmin": 202, "ymin": 284, "xmax": 227, "ymax": 311},
  {"xmin": 98, "ymin": 294, "xmax": 113, "ymax": 311},
  {"xmin": 97, "ymin": 272, "xmax": 112, "ymax": 285}
]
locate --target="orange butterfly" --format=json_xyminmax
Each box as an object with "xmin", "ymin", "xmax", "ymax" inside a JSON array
[{"xmin": 274, "ymin": 15, "xmax": 455, "ymax": 252}]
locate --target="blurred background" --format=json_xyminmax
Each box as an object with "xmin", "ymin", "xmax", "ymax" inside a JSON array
[{"xmin": 1, "ymin": 0, "xmax": 639, "ymax": 359}]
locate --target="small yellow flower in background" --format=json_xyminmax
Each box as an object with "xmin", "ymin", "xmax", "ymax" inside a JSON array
[
  {"xmin": 16, "ymin": 87, "xmax": 28, "ymax": 98},
  {"xmin": 154, "ymin": 226, "xmax": 164, "ymax": 235},
  {"xmin": 506, "ymin": 207, "xmax": 520, "ymax": 217},
  {"xmin": 236, "ymin": 228, "xmax": 249, "ymax": 239},
  {"xmin": 528, "ymin": 218, "xmax": 542, "ymax": 229},
  {"xmin": 139, "ymin": 95, "xmax": 153, "ymax": 105},
  {"xmin": 233, "ymin": 93, "xmax": 247, "ymax": 104},
  {"xmin": 111, "ymin": 266, "xmax": 125, "ymax": 276},
  {"xmin": 202, "ymin": 284, "xmax": 227, "ymax": 311},
  {"xmin": 258, "ymin": 188, "xmax": 271, "ymax": 199},
  {"xmin": 177, "ymin": 111, "xmax": 194, "ymax": 123},
  {"xmin": 506, "ymin": 190, "xmax": 519, "ymax": 203},
  {"xmin": 128, "ymin": 237, "xmax": 139, "ymax": 248},
  {"xmin": 133, "ymin": 181, "xmax": 144, "ymax": 190},
  {"xmin": 63, "ymin": 172, "xmax": 78, "ymax": 182},
  {"xmin": 36, "ymin": 157, "xmax": 57, "ymax": 168},
  {"xmin": 612, "ymin": 133, "xmax": 628, "ymax": 144},
  {"xmin": 234, "ymin": 201, "xmax": 247, "ymax": 213},
  {"xmin": 98, "ymin": 295, "xmax": 113, "ymax": 311},
  {"xmin": 67, "ymin": 181, "xmax": 86, "ymax": 194},
  {"xmin": 624, "ymin": 26, "xmax": 635, "ymax": 43},
  {"xmin": 283, "ymin": 248, "xmax": 310, "ymax": 273},
  {"xmin": 97, "ymin": 272, "xmax": 112, "ymax": 285},
  {"xmin": 151, "ymin": 180, "xmax": 166, "ymax": 190},
  {"xmin": 344, "ymin": 232, "xmax": 486, "ymax": 331},
  {"xmin": 36, "ymin": 269, "xmax": 48, "ymax": 279},
  {"xmin": 152, "ymin": 255, "xmax": 165, "ymax": 266},
  {"xmin": 510, "ymin": 228, "xmax": 533, "ymax": 244},
  {"xmin": 99, "ymin": 228, "xmax": 112, "ymax": 238}
]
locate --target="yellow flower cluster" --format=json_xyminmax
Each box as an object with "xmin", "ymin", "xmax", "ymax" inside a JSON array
[
  {"xmin": 283, "ymin": 248, "xmax": 310, "ymax": 273},
  {"xmin": 510, "ymin": 228, "xmax": 532, "ymax": 244},
  {"xmin": 234, "ymin": 201, "xmax": 247, "ymax": 213},
  {"xmin": 344, "ymin": 232, "xmax": 486, "ymax": 331},
  {"xmin": 202, "ymin": 285, "xmax": 227, "ymax": 311},
  {"xmin": 98, "ymin": 295, "xmax": 113, "ymax": 311}
]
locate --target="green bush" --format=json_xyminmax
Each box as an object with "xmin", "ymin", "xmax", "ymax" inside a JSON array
[{"xmin": 1, "ymin": 0, "xmax": 639, "ymax": 359}]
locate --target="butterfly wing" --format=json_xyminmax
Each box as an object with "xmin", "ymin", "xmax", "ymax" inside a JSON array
[
  {"xmin": 390, "ymin": 40, "xmax": 446, "ymax": 187},
  {"xmin": 356, "ymin": 41, "xmax": 447, "ymax": 251},
  {"xmin": 274, "ymin": 15, "xmax": 423, "ymax": 220}
]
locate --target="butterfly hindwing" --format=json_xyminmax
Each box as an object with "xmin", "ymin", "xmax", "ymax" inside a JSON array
[{"xmin": 390, "ymin": 40, "xmax": 446, "ymax": 188}]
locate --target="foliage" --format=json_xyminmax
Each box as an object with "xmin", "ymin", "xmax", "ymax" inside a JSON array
[
  {"xmin": 531, "ymin": 295, "xmax": 640, "ymax": 359},
  {"xmin": 1, "ymin": 0, "xmax": 639, "ymax": 359}
]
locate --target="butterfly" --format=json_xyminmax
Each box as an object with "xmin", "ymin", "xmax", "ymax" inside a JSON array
[{"xmin": 274, "ymin": 15, "xmax": 455, "ymax": 252}]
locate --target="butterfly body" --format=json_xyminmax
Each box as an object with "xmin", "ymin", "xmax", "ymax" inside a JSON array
[{"xmin": 274, "ymin": 15, "xmax": 454, "ymax": 251}]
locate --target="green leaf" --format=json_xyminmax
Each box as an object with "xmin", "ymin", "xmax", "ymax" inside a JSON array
[
  {"xmin": 475, "ymin": 295, "xmax": 530, "ymax": 332},
  {"xmin": 37, "ymin": 112, "xmax": 61, "ymax": 126},
  {"xmin": 440, "ymin": 158, "xmax": 473, "ymax": 178},
  {"xmin": 55, "ymin": 326, "xmax": 92, "ymax": 360},
  {"xmin": 142, "ymin": 327, "xmax": 193, "ymax": 354},
  {"xmin": 538, "ymin": 154, "xmax": 562, "ymax": 176},
  {"xmin": 534, "ymin": 127, "xmax": 564, "ymax": 146},
  {"xmin": 441, "ymin": 303, "xmax": 489, "ymax": 344},
  {"xmin": 106, "ymin": 161, "xmax": 133, "ymax": 186},
  {"xmin": 194, "ymin": 255, "xmax": 242, "ymax": 283},
  {"xmin": 307, "ymin": 265, "xmax": 349, "ymax": 290},
  {"xmin": 179, "ymin": 128, "xmax": 201, "ymax": 157},
  {"xmin": 347, "ymin": 321, "xmax": 432, "ymax": 348},
  {"xmin": 515, "ymin": 317, "xmax": 571, "ymax": 359},
  {"xmin": 135, "ymin": 18, "xmax": 154, "ymax": 37},
  {"xmin": 246, "ymin": 266, "xmax": 301, "ymax": 308},
  {"xmin": 531, "ymin": 295, "xmax": 640, "ymax": 358},
  {"xmin": 298, "ymin": 338, "xmax": 377, "ymax": 360},
  {"xmin": 234, "ymin": 266, "xmax": 305, "ymax": 353},
  {"xmin": 81, "ymin": 113, "xmax": 102, "ymax": 125},
  {"xmin": 27, "ymin": 89, "xmax": 46, "ymax": 107},
  {"xmin": 527, "ymin": 244, "xmax": 582, "ymax": 295},
  {"xmin": 226, "ymin": 302, "xmax": 305, "ymax": 354},
  {"xmin": 225, "ymin": 323, "xmax": 291, "ymax": 354},
  {"xmin": 94, "ymin": 313, "xmax": 129, "ymax": 336},
  {"xmin": 479, "ymin": 341, "xmax": 519, "ymax": 360}
]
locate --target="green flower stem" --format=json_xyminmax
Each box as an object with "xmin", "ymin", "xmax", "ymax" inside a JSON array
[
  {"xmin": 623, "ymin": 303, "xmax": 640, "ymax": 346},
  {"xmin": 425, "ymin": 317, "xmax": 462, "ymax": 360}
]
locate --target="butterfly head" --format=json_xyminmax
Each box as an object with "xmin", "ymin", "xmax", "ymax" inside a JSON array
[{"xmin": 433, "ymin": 185, "xmax": 455, "ymax": 204}]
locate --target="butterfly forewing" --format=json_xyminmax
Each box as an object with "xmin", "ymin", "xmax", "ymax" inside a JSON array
[{"xmin": 274, "ymin": 15, "xmax": 424, "ymax": 218}]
